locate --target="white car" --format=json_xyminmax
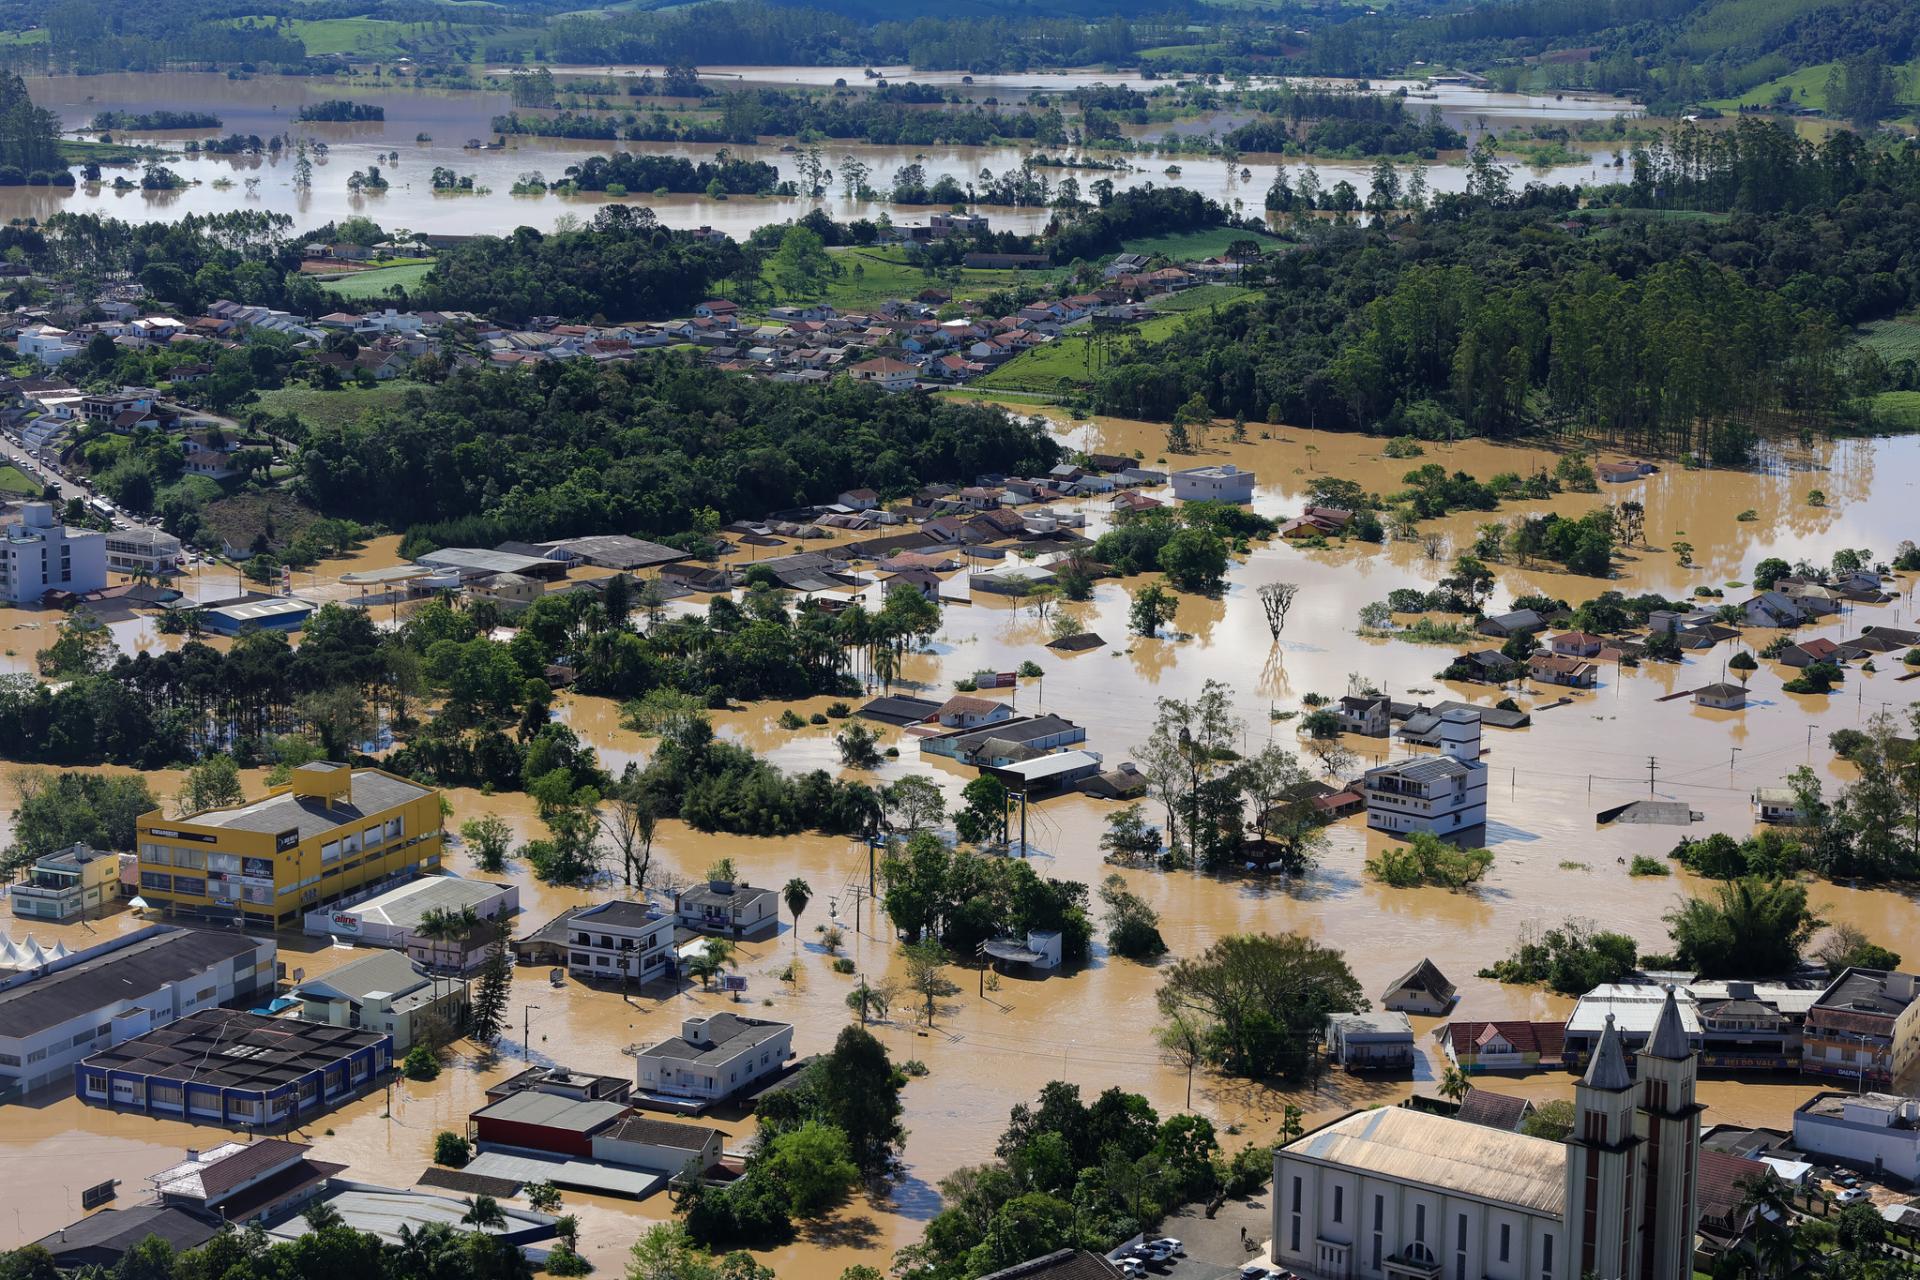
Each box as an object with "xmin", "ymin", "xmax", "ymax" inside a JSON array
[
  {"xmin": 1152, "ymin": 1240, "xmax": 1184, "ymax": 1256},
  {"xmin": 1118, "ymin": 1262, "xmax": 1147, "ymax": 1279},
  {"xmin": 1836, "ymin": 1187, "xmax": 1871, "ymax": 1205}
]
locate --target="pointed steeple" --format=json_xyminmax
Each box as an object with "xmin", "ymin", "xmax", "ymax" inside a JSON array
[
  {"xmin": 1584, "ymin": 1013, "xmax": 1633, "ymax": 1090},
  {"xmin": 1645, "ymin": 984, "xmax": 1691, "ymax": 1061}
]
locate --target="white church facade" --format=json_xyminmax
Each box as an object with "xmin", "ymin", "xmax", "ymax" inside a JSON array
[{"xmin": 1273, "ymin": 989, "xmax": 1702, "ymax": 1280}]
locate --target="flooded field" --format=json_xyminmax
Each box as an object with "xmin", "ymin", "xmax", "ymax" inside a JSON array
[
  {"xmin": 1, "ymin": 417, "xmax": 1916, "ymax": 1275},
  {"xmin": 0, "ymin": 71, "xmax": 1632, "ymax": 235}
]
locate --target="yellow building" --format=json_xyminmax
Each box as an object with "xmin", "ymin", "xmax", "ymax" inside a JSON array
[{"xmin": 136, "ymin": 763, "xmax": 444, "ymax": 928}]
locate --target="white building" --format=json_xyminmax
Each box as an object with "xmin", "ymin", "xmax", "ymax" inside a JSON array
[
  {"xmin": 672, "ymin": 882, "xmax": 779, "ymax": 940},
  {"xmin": 565, "ymin": 900, "xmax": 676, "ymax": 984},
  {"xmin": 633, "ymin": 1013, "xmax": 794, "ymax": 1108},
  {"xmin": 1794, "ymin": 1092, "xmax": 1920, "ymax": 1182},
  {"xmin": 17, "ymin": 325, "xmax": 83, "ymax": 366},
  {"xmin": 0, "ymin": 502, "xmax": 107, "ymax": 604},
  {"xmin": 1361, "ymin": 709, "xmax": 1488, "ymax": 836},
  {"xmin": 103, "ymin": 526, "xmax": 183, "ymax": 575},
  {"xmin": 1273, "ymin": 992, "xmax": 1702, "ymax": 1280},
  {"xmin": 0, "ymin": 925, "xmax": 275, "ymax": 1094},
  {"xmin": 1752, "ymin": 787, "xmax": 1803, "ymax": 824},
  {"xmin": 1170, "ymin": 463, "xmax": 1256, "ymax": 504},
  {"xmin": 303, "ymin": 876, "xmax": 518, "ymax": 972}
]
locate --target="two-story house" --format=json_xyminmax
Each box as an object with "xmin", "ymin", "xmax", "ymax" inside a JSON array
[{"xmin": 565, "ymin": 900, "xmax": 675, "ymax": 985}]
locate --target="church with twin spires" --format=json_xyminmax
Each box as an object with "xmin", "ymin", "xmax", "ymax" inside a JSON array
[{"xmin": 1272, "ymin": 988, "xmax": 1703, "ymax": 1280}]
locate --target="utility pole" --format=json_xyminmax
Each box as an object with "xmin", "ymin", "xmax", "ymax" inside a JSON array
[
  {"xmin": 523, "ymin": 1004, "xmax": 539, "ymax": 1059},
  {"xmin": 1646, "ymin": 755, "xmax": 1657, "ymax": 795}
]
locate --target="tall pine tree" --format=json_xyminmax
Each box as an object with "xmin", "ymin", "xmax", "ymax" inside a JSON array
[{"xmin": 468, "ymin": 922, "xmax": 512, "ymax": 1049}]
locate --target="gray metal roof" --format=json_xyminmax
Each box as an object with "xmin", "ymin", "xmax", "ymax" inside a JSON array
[
  {"xmin": 292, "ymin": 950, "xmax": 432, "ymax": 1004},
  {"xmin": 1286, "ymin": 1106, "xmax": 1567, "ymax": 1216},
  {"xmin": 347, "ymin": 876, "xmax": 507, "ymax": 930},
  {"xmin": 0, "ymin": 927, "xmax": 262, "ymax": 1038},
  {"xmin": 183, "ymin": 769, "xmax": 430, "ymax": 839},
  {"xmin": 538, "ymin": 535, "xmax": 689, "ymax": 570},
  {"xmin": 417, "ymin": 546, "xmax": 555, "ymax": 576},
  {"xmin": 1369, "ymin": 756, "xmax": 1472, "ymax": 783},
  {"xmin": 636, "ymin": 1013, "xmax": 790, "ymax": 1067},
  {"xmin": 472, "ymin": 1089, "xmax": 629, "ymax": 1133}
]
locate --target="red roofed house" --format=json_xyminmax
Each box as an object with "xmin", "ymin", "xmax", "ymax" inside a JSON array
[
  {"xmin": 1437, "ymin": 1020, "xmax": 1566, "ymax": 1073},
  {"xmin": 934, "ymin": 695, "xmax": 1012, "ymax": 730}
]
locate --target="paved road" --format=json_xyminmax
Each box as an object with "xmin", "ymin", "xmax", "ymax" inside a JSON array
[{"xmin": 0, "ymin": 430, "xmax": 87, "ymax": 503}]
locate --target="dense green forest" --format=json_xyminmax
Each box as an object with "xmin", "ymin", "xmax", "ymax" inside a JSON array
[
  {"xmin": 296, "ymin": 356, "xmax": 1059, "ymax": 544},
  {"xmin": 0, "ymin": 72, "xmax": 61, "ymax": 174},
  {"xmin": 1091, "ymin": 121, "xmax": 1920, "ymax": 457}
]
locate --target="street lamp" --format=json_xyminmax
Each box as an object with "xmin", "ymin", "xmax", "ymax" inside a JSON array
[{"xmin": 523, "ymin": 1004, "xmax": 540, "ymax": 1060}]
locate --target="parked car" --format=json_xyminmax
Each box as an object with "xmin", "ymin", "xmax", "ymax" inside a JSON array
[
  {"xmin": 1837, "ymin": 1188, "xmax": 1870, "ymax": 1205},
  {"xmin": 1118, "ymin": 1261, "xmax": 1147, "ymax": 1279},
  {"xmin": 1151, "ymin": 1240, "xmax": 1185, "ymax": 1256}
]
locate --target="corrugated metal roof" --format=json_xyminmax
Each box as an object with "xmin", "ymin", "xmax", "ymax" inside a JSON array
[{"xmin": 1288, "ymin": 1107, "xmax": 1566, "ymax": 1215}]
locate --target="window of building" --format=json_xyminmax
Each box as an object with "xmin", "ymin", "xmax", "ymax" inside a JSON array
[
  {"xmin": 341, "ymin": 832, "xmax": 361, "ymax": 855},
  {"xmin": 386, "ymin": 817, "xmax": 404, "ymax": 840},
  {"xmin": 1289, "ymin": 1177, "xmax": 1302, "ymax": 1254},
  {"xmin": 1415, "ymin": 1204, "xmax": 1426, "ymax": 1246},
  {"xmin": 175, "ymin": 849, "xmax": 206, "ymax": 870},
  {"xmin": 363, "ymin": 825, "xmax": 383, "ymax": 848},
  {"xmin": 1333, "ymin": 1185, "xmax": 1343, "ymax": 1224},
  {"xmin": 140, "ymin": 871, "xmax": 172, "ymax": 892},
  {"xmin": 1499, "ymin": 1223, "xmax": 1510, "ymax": 1263},
  {"xmin": 1371, "ymin": 1196, "xmax": 1383, "ymax": 1272},
  {"xmin": 321, "ymin": 841, "xmax": 341, "ymax": 864},
  {"xmin": 146, "ymin": 846, "xmax": 172, "ymax": 866},
  {"xmin": 1455, "ymin": 1214, "xmax": 1467, "ymax": 1280},
  {"xmin": 1540, "ymin": 1234, "xmax": 1553, "ymax": 1280},
  {"xmin": 172, "ymin": 876, "xmax": 206, "ymax": 897}
]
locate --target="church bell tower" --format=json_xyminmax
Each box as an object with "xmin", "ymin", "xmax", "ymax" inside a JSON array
[
  {"xmin": 1635, "ymin": 987, "xmax": 1703, "ymax": 1280},
  {"xmin": 1566, "ymin": 1014, "xmax": 1643, "ymax": 1280}
]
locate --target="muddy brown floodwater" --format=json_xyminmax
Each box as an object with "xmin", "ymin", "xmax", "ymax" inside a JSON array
[
  {"xmin": 3, "ymin": 416, "xmax": 1920, "ymax": 1277},
  {"xmin": 1, "ymin": 70, "xmax": 1634, "ymax": 236}
]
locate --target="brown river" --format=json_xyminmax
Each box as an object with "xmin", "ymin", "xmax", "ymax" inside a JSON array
[
  {"xmin": 1, "ymin": 71, "xmax": 1635, "ymax": 236},
  {"xmin": 1, "ymin": 415, "xmax": 1914, "ymax": 1274}
]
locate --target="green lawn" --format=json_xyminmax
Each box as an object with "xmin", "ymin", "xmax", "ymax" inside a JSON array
[
  {"xmin": 1119, "ymin": 226, "xmax": 1270, "ymax": 261},
  {"xmin": 759, "ymin": 246, "xmax": 1062, "ymax": 313},
  {"xmin": 319, "ymin": 261, "xmax": 435, "ymax": 299},
  {"xmin": 976, "ymin": 285, "xmax": 1255, "ymax": 394},
  {"xmin": 256, "ymin": 381, "xmax": 430, "ymax": 432},
  {"xmin": 0, "ymin": 464, "xmax": 40, "ymax": 496},
  {"xmin": 0, "ymin": 29, "xmax": 48, "ymax": 46}
]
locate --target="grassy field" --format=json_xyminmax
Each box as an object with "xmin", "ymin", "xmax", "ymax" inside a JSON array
[
  {"xmin": 975, "ymin": 285, "xmax": 1255, "ymax": 394},
  {"xmin": 1120, "ymin": 226, "xmax": 1270, "ymax": 261},
  {"xmin": 1146, "ymin": 283, "xmax": 1256, "ymax": 313},
  {"xmin": 0, "ymin": 29, "xmax": 48, "ymax": 46},
  {"xmin": 1868, "ymin": 391, "xmax": 1920, "ymax": 428},
  {"xmin": 758, "ymin": 246, "xmax": 1061, "ymax": 313},
  {"xmin": 0, "ymin": 464, "xmax": 40, "ymax": 496},
  {"xmin": 1707, "ymin": 58, "xmax": 1920, "ymax": 112},
  {"xmin": 256, "ymin": 381, "xmax": 430, "ymax": 432},
  {"xmin": 320, "ymin": 261, "xmax": 435, "ymax": 299},
  {"xmin": 1856, "ymin": 314, "xmax": 1920, "ymax": 364}
]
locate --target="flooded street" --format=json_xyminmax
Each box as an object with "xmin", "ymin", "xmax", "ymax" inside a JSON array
[
  {"xmin": 0, "ymin": 71, "xmax": 1633, "ymax": 236},
  {"xmin": 2, "ymin": 416, "xmax": 1917, "ymax": 1274}
]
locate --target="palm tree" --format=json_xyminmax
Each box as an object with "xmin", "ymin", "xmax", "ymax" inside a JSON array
[
  {"xmin": 1439, "ymin": 1065, "xmax": 1472, "ymax": 1104},
  {"xmin": 461, "ymin": 1194, "xmax": 507, "ymax": 1231},
  {"xmin": 687, "ymin": 938, "xmax": 736, "ymax": 991},
  {"xmin": 303, "ymin": 1199, "xmax": 345, "ymax": 1232},
  {"xmin": 783, "ymin": 877, "xmax": 811, "ymax": 963},
  {"xmin": 1734, "ymin": 1172, "xmax": 1802, "ymax": 1280},
  {"xmin": 552, "ymin": 1215, "xmax": 580, "ymax": 1253}
]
